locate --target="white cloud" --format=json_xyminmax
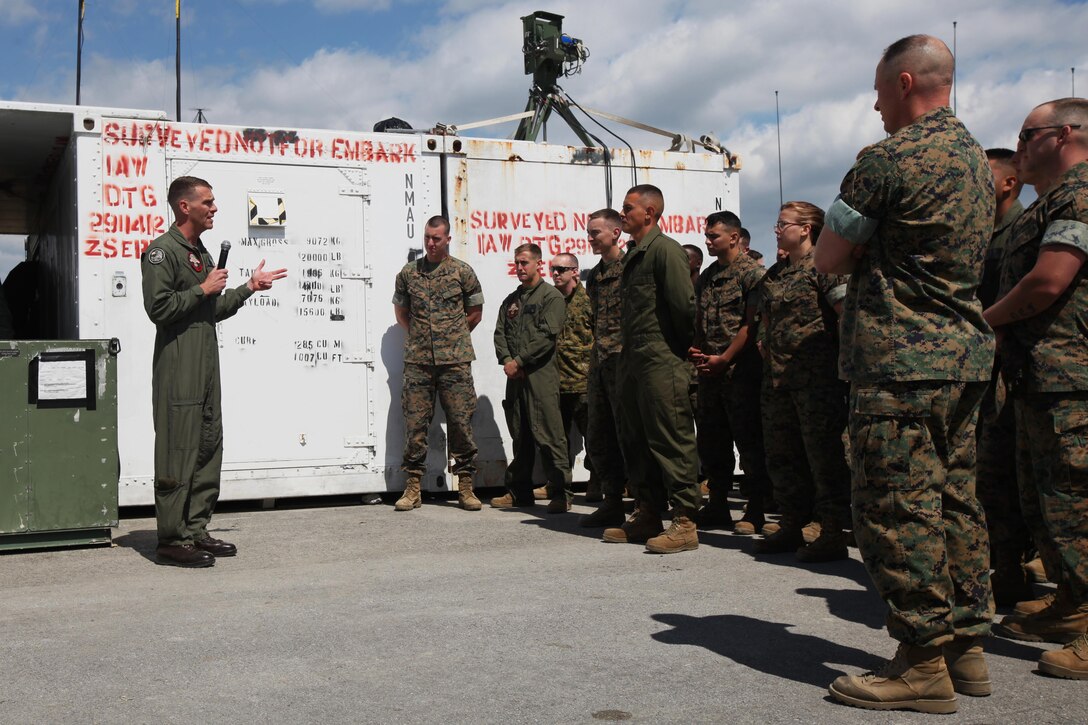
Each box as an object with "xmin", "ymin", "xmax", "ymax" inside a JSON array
[
  {"xmin": 313, "ymin": 0, "xmax": 393, "ymax": 10},
  {"xmin": 3, "ymin": 0, "xmax": 1086, "ymax": 265},
  {"xmin": 0, "ymin": 0, "xmax": 40, "ymax": 25}
]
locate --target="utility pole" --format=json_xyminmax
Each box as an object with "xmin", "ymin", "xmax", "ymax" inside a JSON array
[{"xmin": 775, "ymin": 90, "xmax": 783, "ymax": 207}]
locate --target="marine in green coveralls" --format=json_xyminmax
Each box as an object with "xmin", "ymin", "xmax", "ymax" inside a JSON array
[
  {"xmin": 492, "ymin": 243, "xmax": 572, "ymax": 513},
  {"xmin": 815, "ymin": 36, "xmax": 995, "ymax": 713},
  {"xmin": 603, "ymin": 185, "xmax": 700, "ymax": 554},
  {"xmin": 141, "ymin": 176, "xmax": 286, "ymax": 567}
]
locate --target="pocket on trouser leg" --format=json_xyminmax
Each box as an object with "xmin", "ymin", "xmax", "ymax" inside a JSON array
[{"xmin": 166, "ymin": 401, "xmax": 202, "ymax": 485}]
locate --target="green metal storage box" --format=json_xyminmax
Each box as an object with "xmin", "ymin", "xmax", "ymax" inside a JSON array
[{"xmin": 0, "ymin": 339, "xmax": 119, "ymax": 550}]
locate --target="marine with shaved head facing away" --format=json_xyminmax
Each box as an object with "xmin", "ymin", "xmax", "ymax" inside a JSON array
[{"xmin": 815, "ymin": 35, "xmax": 996, "ymax": 714}]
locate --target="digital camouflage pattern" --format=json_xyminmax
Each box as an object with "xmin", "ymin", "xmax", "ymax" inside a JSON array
[
  {"xmin": 976, "ymin": 201, "xmax": 1029, "ymax": 576},
  {"xmin": 757, "ymin": 249, "xmax": 847, "ymax": 390},
  {"xmin": 978, "ymin": 199, "xmax": 1024, "ymax": 309},
  {"xmin": 977, "ymin": 400, "xmax": 1030, "ymax": 572},
  {"xmin": 586, "ymin": 252, "xmax": 624, "ymax": 362},
  {"xmin": 585, "ymin": 254, "xmax": 626, "ymax": 499},
  {"xmin": 832, "ymin": 105, "xmax": 995, "ymax": 647},
  {"xmin": 400, "ymin": 362, "xmax": 477, "ymax": 477},
  {"xmin": 142, "ymin": 224, "xmax": 254, "ymax": 545},
  {"xmin": 761, "ymin": 383, "xmax": 851, "ymax": 527},
  {"xmin": 693, "ymin": 252, "xmax": 765, "ymax": 357},
  {"xmin": 692, "ymin": 251, "xmax": 767, "ymax": 502},
  {"xmin": 999, "ymin": 161, "xmax": 1088, "ymax": 393},
  {"xmin": 586, "ymin": 354, "xmax": 625, "ymax": 499},
  {"xmin": 833, "ymin": 106, "xmax": 995, "ymax": 384},
  {"xmin": 1000, "ymin": 160, "xmax": 1088, "ymax": 604},
  {"xmin": 556, "ymin": 282, "xmax": 593, "ymax": 393},
  {"xmin": 394, "ymin": 255, "xmax": 482, "ymax": 477},
  {"xmin": 494, "ymin": 279, "xmax": 571, "ymax": 500},
  {"xmin": 849, "ymin": 381, "xmax": 994, "ymax": 645},
  {"xmin": 392, "ymin": 256, "xmax": 483, "ymax": 365},
  {"xmin": 697, "ymin": 372, "xmax": 767, "ymax": 500},
  {"xmin": 618, "ymin": 225, "xmax": 699, "ymax": 513},
  {"xmin": 1014, "ymin": 392, "xmax": 1088, "ymax": 601}
]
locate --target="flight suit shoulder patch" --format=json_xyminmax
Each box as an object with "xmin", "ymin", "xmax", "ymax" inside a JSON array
[{"xmin": 147, "ymin": 248, "xmax": 166, "ymax": 265}]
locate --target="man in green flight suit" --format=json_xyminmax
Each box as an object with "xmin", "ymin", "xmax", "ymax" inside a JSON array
[
  {"xmin": 603, "ymin": 184, "xmax": 700, "ymax": 554},
  {"xmin": 142, "ymin": 176, "xmax": 286, "ymax": 568},
  {"xmin": 815, "ymin": 36, "xmax": 995, "ymax": 712},
  {"xmin": 492, "ymin": 242, "xmax": 572, "ymax": 513}
]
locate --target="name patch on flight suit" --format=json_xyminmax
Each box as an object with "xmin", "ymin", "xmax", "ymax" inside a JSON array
[{"xmin": 188, "ymin": 252, "xmax": 204, "ymax": 272}]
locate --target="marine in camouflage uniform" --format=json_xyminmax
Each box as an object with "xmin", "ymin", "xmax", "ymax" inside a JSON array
[
  {"xmin": 692, "ymin": 212, "xmax": 769, "ymax": 533},
  {"xmin": 976, "ymin": 149, "xmax": 1031, "ymax": 604},
  {"xmin": 392, "ymin": 227, "xmax": 484, "ymax": 510},
  {"xmin": 580, "ymin": 209, "xmax": 628, "ymax": 528},
  {"xmin": 986, "ymin": 106, "xmax": 1088, "ymax": 665},
  {"xmin": 757, "ymin": 244, "xmax": 851, "ymax": 558},
  {"xmin": 821, "ymin": 105, "xmax": 996, "ymax": 649},
  {"xmin": 493, "ymin": 244, "xmax": 571, "ymax": 510},
  {"xmin": 553, "ymin": 272, "xmax": 596, "ymax": 489}
]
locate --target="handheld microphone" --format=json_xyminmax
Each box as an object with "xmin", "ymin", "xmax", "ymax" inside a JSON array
[{"xmin": 217, "ymin": 240, "xmax": 231, "ymax": 270}]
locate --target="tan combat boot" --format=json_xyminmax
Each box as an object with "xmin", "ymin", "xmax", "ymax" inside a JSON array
[
  {"xmin": 1039, "ymin": 632, "xmax": 1088, "ymax": 679},
  {"xmin": 1024, "ymin": 556, "xmax": 1049, "ymax": 583},
  {"xmin": 532, "ymin": 486, "xmax": 549, "ymax": 500},
  {"xmin": 394, "ymin": 476, "xmax": 422, "ymax": 511},
  {"xmin": 733, "ymin": 502, "xmax": 764, "ymax": 536},
  {"xmin": 754, "ymin": 518, "xmax": 804, "ymax": 554},
  {"xmin": 1014, "ymin": 590, "xmax": 1058, "ymax": 617},
  {"xmin": 645, "ymin": 508, "xmax": 698, "ymax": 554},
  {"xmin": 995, "ymin": 598, "xmax": 1088, "ymax": 644},
  {"xmin": 802, "ymin": 520, "xmax": 822, "ymax": 544},
  {"xmin": 942, "ymin": 636, "xmax": 991, "ymax": 696},
  {"xmin": 795, "ymin": 525, "xmax": 849, "ymax": 563},
  {"xmin": 490, "ymin": 491, "xmax": 535, "ymax": 508},
  {"xmin": 828, "ymin": 643, "xmax": 957, "ymax": 714},
  {"xmin": 603, "ymin": 507, "xmax": 664, "ymax": 544},
  {"xmin": 457, "ymin": 474, "xmax": 481, "ymax": 511}
]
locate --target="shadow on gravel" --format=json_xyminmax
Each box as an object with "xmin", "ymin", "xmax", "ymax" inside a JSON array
[
  {"xmin": 796, "ymin": 586, "xmax": 885, "ymax": 630},
  {"xmin": 650, "ymin": 612, "xmax": 885, "ymax": 687},
  {"xmin": 113, "ymin": 529, "xmax": 157, "ymax": 562}
]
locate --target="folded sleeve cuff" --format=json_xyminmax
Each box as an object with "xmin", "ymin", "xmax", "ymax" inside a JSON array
[{"xmin": 826, "ymin": 195, "xmax": 879, "ymax": 246}]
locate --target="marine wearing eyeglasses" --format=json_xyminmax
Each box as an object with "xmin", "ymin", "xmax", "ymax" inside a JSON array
[
  {"xmin": 548, "ymin": 253, "xmax": 597, "ymax": 506},
  {"xmin": 984, "ymin": 97, "xmax": 1088, "ymax": 679}
]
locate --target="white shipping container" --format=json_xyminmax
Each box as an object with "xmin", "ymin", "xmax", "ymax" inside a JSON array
[{"xmin": 0, "ymin": 100, "xmax": 740, "ymax": 506}]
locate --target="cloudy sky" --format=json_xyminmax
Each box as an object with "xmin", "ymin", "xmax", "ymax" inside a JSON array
[{"xmin": 0, "ymin": 0, "xmax": 1085, "ymax": 278}]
